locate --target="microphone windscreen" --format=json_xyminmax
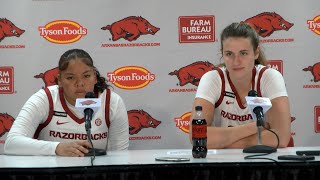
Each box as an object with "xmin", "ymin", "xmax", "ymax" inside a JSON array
[
  {"xmin": 248, "ymin": 90, "xmax": 258, "ymax": 97},
  {"xmin": 85, "ymin": 92, "xmax": 95, "ymax": 98}
]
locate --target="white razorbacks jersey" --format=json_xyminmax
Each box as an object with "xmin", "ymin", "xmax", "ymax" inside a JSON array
[
  {"xmin": 34, "ymin": 86, "xmax": 111, "ymax": 150},
  {"xmin": 196, "ymin": 65, "xmax": 287, "ymax": 128},
  {"xmin": 212, "ymin": 65, "xmax": 269, "ymax": 127}
]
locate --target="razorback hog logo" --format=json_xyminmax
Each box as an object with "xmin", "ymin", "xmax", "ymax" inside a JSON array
[
  {"xmin": 0, "ymin": 18, "xmax": 25, "ymax": 42},
  {"xmin": 251, "ymin": 98, "xmax": 266, "ymax": 104},
  {"xmin": 303, "ymin": 62, "xmax": 320, "ymax": 82},
  {"xmin": 169, "ymin": 61, "xmax": 214, "ymax": 86},
  {"xmin": 80, "ymin": 100, "xmax": 96, "ymax": 106},
  {"xmin": 243, "ymin": 12, "xmax": 294, "ymax": 37},
  {"xmin": 101, "ymin": 16, "xmax": 160, "ymax": 41},
  {"xmin": 128, "ymin": 110, "xmax": 161, "ymax": 135},
  {"xmin": 0, "ymin": 113, "xmax": 15, "ymax": 137},
  {"xmin": 34, "ymin": 67, "xmax": 59, "ymax": 88}
]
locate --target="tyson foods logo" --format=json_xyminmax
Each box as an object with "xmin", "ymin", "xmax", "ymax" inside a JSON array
[
  {"xmin": 0, "ymin": 113, "xmax": 15, "ymax": 138},
  {"xmin": 101, "ymin": 16, "xmax": 160, "ymax": 42},
  {"xmin": 179, "ymin": 15, "xmax": 215, "ymax": 43},
  {"xmin": 107, "ymin": 66, "xmax": 155, "ymax": 90},
  {"xmin": 0, "ymin": 66, "xmax": 14, "ymax": 94},
  {"xmin": 0, "ymin": 18, "xmax": 25, "ymax": 43},
  {"xmin": 307, "ymin": 15, "xmax": 320, "ymax": 35},
  {"xmin": 128, "ymin": 110, "xmax": 161, "ymax": 135},
  {"xmin": 174, "ymin": 112, "xmax": 191, "ymax": 134},
  {"xmin": 303, "ymin": 62, "xmax": 320, "ymax": 88},
  {"xmin": 34, "ymin": 67, "xmax": 59, "ymax": 88},
  {"xmin": 38, "ymin": 20, "xmax": 87, "ymax": 44}
]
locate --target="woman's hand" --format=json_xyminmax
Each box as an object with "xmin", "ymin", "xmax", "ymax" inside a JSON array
[{"xmin": 55, "ymin": 141, "xmax": 92, "ymax": 157}]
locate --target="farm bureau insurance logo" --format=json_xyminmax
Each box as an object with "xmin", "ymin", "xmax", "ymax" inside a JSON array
[
  {"xmin": 0, "ymin": 66, "xmax": 14, "ymax": 94},
  {"xmin": 38, "ymin": 20, "xmax": 87, "ymax": 44},
  {"xmin": 174, "ymin": 112, "xmax": 191, "ymax": 134},
  {"xmin": 179, "ymin": 15, "xmax": 215, "ymax": 43},
  {"xmin": 107, "ymin": 66, "xmax": 155, "ymax": 90},
  {"xmin": 302, "ymin": 62, "xmax": 320, "ymax": 88},
  {"xmin": 267, "ymin": 60, "xmax": 283, "ymax": 75},
  {"xmin": 307, "ymin": 15, "xmax": 320, "ymax": 35},
  {"xmin": 315, "ymin": 106, "xmax": 320, "ymax": 133}
]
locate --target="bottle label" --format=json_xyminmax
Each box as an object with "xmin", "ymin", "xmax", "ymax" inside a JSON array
[{"xmin": 192, "ymin": 125, "xmax": 207, "ymax": 138}]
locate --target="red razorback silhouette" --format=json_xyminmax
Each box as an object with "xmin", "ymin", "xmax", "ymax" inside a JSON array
[
  {"xmin": 303, "ymin": 62, "xmax": 320, "ymax": 82},
  {"xmin": 0, "ymin": 18, "xmax": 25, "ymax": 42},
  {"xmin": 0, "ymin": 113, "xmax": 15, "ymax": 137},
  {"xmin": 80, "ymin": 100, "xmax": 97, "ymax": 106},
  {"xmin": 169, "ymin": 61, "xmax": 215, "ymax": 86},
  {"xmin": 243, "ymin": 12, "xmax": 294, "ymax": 37},
  {"xmin": 128, "ymin": 110, "xmax": 161, "ymax": 135},
  {"xmin": 34, "ymin": 67, "xmax": 59, "ymax": 88},
  {"xmin": 101, "ymin": 16, "xmax": 160, "ymax": 41}
]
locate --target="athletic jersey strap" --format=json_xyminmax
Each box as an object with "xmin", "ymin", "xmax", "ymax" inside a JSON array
[
  {"xmin": 33, "ymin": 88, "xmax": 54, "ymax": 139},
  {"xmin": 214, "ymin": 68, "xmax": 225, "ymax": 108},
  {"xmin": 105, "ymin": 89, "xmax": 111, "ymax": 128}
]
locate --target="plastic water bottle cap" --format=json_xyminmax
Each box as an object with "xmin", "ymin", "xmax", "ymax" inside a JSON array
[{"xmin": 195, "ymin": 106, "xmax": 202, "ymax": 111}]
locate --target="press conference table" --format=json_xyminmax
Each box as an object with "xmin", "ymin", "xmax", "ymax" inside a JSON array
[{"xmin": 1, "ymin": 146, "xmax": 320, "ymax": 180}]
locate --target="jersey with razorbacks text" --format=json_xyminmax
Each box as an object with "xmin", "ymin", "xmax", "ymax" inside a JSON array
[
  {"xmin": 196, "ymin": 65, "xmax": 287, "ymax": 127},
  {"xmin": 34, "ymin": 86, "xmax": 111, "ymax": 150}
]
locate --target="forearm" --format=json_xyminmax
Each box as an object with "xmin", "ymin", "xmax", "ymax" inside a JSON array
[
  {"xmin": 4, "ymin": 133, "xmax": 59, "ymax": 155},
  {"xmin": 207, "ymin": 122, "xmax": 257, "ymax": 149},
  {"xmin": 260, "ymin": 128, "xmax": 290, "ymax": 148},
  {"xmin": 4, "ymin": 90, "xmax": 57, "ymax": 155},
  {"xmin": 226, "ymin": 128, "xmax": 290, "ymax": 148}
]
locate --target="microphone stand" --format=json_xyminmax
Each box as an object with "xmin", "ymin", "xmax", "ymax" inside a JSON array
[
  {"xmin": 84, "ymin": 108, "xmax": 106, "ymax": 157},
  {"xmin": 243, "ymin": 107, "xmax": 276, "ymax": 153}
]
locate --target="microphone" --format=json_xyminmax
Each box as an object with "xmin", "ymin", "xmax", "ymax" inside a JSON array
[
  {"xmin": 75, "ymin": 92, "xmax": 100, "ymax": 120},
  {"xmin": 245, "ymin": 91, "xmax": 272, "ymax": 126},
  {"xmin": 243, "ymin": 90, "xmax": 276, "ymax": 153},
  {"xmin": 76, "ymin": 92, "xmax": 101, "ymax": 131},
  {"xmin": 75, "ymin": 92, "xmax": 106, "ymax": 156}
]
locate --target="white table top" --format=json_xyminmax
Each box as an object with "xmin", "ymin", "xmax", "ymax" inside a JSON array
[{"xmin": 1, "ymin": 146, "xmax": 320, "ymax": 168}]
